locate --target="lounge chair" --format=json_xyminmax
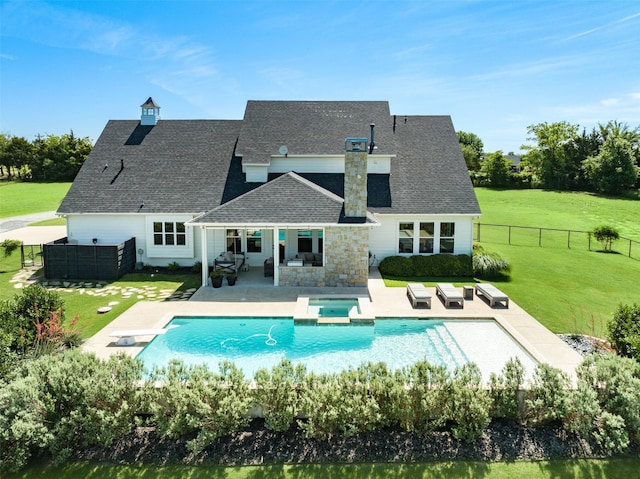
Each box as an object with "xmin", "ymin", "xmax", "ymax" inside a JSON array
[
  {"xmin": 407, "ymin": 283, "xmax": 431, "ymax": 308},
  {"xmin": 475, "ymin": 283, "xmax": 509, "ymax": 308},
  {"xmin": 436, "ymin": 283, "xmax": 464, "ymax": 308}
]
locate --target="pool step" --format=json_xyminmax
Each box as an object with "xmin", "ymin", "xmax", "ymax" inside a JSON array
[{"xmin": 425, "ymin": 324, "xmax": 468, "ymax": 368}]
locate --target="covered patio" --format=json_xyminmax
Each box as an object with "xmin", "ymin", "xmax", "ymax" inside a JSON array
[{"xmin": 188, "ymin": 172, "xmax": 377, "ymax": 289}]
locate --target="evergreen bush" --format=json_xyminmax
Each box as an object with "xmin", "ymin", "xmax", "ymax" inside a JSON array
[
  {"xmin": 607, "ymin": 303, "xmax": 640, "ymax": 360},
  {"xmin": 253, "ymin": 359, "xmax": 307, "ymax": 432},
  {"xmin": 489, "ymin": 357, "xmax": 525, "ymax": 420}
]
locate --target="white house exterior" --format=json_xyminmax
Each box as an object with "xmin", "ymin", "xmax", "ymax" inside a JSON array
[{"xmin": 57, "ymin": 99, "xmax": 481, "ymax": 287}]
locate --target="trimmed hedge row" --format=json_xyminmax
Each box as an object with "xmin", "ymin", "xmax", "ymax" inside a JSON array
[
  {"xmin": 3, "ymin": 351, "xmax": 640, "ymax": 472},
  {"xmin": 378, "ymin": 254, "xmax": 473, "ymax": 277}
]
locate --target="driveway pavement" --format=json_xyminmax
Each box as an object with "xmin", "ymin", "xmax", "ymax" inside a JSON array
[{"xmin": 0, "ymin": 211, "xmax": 66, "ymax": 244}]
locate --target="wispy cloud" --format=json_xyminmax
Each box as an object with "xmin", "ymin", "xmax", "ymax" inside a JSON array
[
  {"xmin": 1, "ymin": 1, "xmax": 219, "ymax": 100},
  {"xmin": 469, "ymin": 56, "xmax": 581, "ymax": 82},
  {"xmin": 549, "ymin": 92, "xmax": 640, "ymax": 124},
  {"xmin": 562, "ymin": 11, "xmax": 640, "ymax": 41}
]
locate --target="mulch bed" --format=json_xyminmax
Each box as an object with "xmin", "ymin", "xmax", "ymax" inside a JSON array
[{"xmin": 76, "ymin": 419, "xmax": 606, "ymax": 467}]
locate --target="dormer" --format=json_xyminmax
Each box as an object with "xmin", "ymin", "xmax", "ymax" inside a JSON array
[{"xmin": 140, "ymin": 97, "xmax": 160, "ymax": 126}]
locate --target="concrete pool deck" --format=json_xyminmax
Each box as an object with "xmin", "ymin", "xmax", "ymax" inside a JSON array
[{"xmin": 82, "ymin": 269, "xmax": 583, "ymax": 381}]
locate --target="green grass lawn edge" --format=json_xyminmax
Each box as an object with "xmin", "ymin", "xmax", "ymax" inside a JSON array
[{"xmin": 7, "ymin": 458, "xmax": 640, "ymax": 479}]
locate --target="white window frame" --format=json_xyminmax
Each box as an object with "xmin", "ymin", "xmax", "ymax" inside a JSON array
[
  {"xmin": 398, "ymin": 220, "xmax": 456, "ymax": 255},
  {"xmin": 146, "ymin": 216, "xmax": 194, "ymax": 258}
]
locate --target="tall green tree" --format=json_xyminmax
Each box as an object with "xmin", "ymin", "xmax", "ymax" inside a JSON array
[
  {"xmin": 0, "ymin": 136, "xmax": 33, "ymax": 179},
  {"xmin": 481, "ymin": 150, "xmax": 511, "ymax": 187},
  {"xmin": 583, "ymin": 136, "xmax": 639, "ymax": 194},
  {"xmin": 31, "ymin": 132, "xmax": 92, "ymax": 181},
  {"xmin": 522, "ymin": 121, "xmax": 579, "ymax": 190},
  {"xmin": 457, "ymin": 131, "xmax": 484, "ymax": 171},
  {"xmin": 564, "ymin": 128, "xmax": 602, "ymax": 190}
]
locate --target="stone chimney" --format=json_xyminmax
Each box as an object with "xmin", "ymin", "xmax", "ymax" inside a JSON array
[
  {"xmin": 344, "ymin": 138, "xmax": 368, "ymax": 219},
  {"xmin": 140, "ymin": 97, "xmax": 160, "ymax": 126}
]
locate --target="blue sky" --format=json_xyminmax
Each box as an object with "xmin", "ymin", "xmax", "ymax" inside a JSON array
[{"xmin": 1, "ymin": 0, "xmax": 639, "ymax": 154}]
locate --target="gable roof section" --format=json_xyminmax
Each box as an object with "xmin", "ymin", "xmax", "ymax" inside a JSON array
[
  {"xmin": 371, "ymin": 115, "xmax": 481, "ymax": 216},
  {"xmin": 58, "ymin": 119, "xmax": 242, "ymax": 214},
  {"xmin": 236, "ymin": 101, "xmax": 396, "ymax": 165},
  {"xmin": 190, "ymin": 172, "xmax": 377, "ymax": 226}
]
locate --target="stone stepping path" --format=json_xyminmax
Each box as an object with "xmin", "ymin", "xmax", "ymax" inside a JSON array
[{"xmin": 9, "ymin": 267, "xmax": 195, "ymax": 302}]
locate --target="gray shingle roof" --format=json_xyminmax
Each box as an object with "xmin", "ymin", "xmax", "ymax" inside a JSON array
[
  {"xmin": 190, "ymin": 172, "xmax": 377, "ymax": 225},
  {"xmin": 377, "ymin": 115, "xmax": 481, "ymax": 216},
  {"xmin": 236, "ymin": 101, "xmax": 395, "ymax": 164},
  {"xmin": 58, "ymin": 120, "xmax": 242, "ymax": 214},
  {"xmin": 58, "ymin": 101, "xmax": 480, "ymax": 219}
]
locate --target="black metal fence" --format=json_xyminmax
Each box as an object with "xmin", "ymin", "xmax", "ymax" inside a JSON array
[
  {"xmin": 43, "ymin": 238, "xmax": 136, "ymax": 280},
  {"xmin": 474, "ymin": 223, "xmax": 639, "ymax": 260}
]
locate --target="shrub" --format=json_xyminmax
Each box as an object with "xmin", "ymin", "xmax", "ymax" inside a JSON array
[
  {"xmin": 524, "ymin": 363, "xmax": 570, "ymax": 426},
  {"xmin": 592, "ymin": 225, "xmax": 620, "ymax": 252},
  {"xmin": 0, "ymin": 351, "xmax": 144, "ymax": 472},
  {"xmin": 607, "ymin": 303, "xmax": 640, "ymax": 360},
  {"xmin": 446, "ymin": 363, "xmax": 491, "ymax": 441},
  {"xmin": 398, "ymin": 361, "xmax": 450, "ymax": 434},
  {"xmin": 253, "ymin": 359, "xmax": 307, "ymax": 432},
  {"xmin": 144, "ymin": 360, "xmax": 251, "ymax": 453},
  {"xmin": 473, "ymin": 251, "xmax": 511, "ymax": 279},
  {"xmin": 167, "ymin": 261, "xmax": 180, "ymax": 272},
  {"xmin": 576, "ymin": 354, "xmax": 640, "ymax": 445},
  {"xmin": 378, "ymin": 254, "xmax": 472, "ymax": 278},
  {"xmin": 0, "ymin": 285, "xmax": 66, "ymax": 355},
  {"xmin": 378, "ymin": 255, "xmax": 414, "ymax": 277},
  {"xmin": 0, "ymin": 239, "xmax": 22, "ymax": 257},
  {"xmin": 489, "ymin": 357, "xmax": 525, "ymax": 420},
  {"xmin": 298, "ymin": 370, "xmax": 381, "ymax": 439},
  {"xmin": 191, "ymin": 261, "xmax": 202, "ymax": 274}
]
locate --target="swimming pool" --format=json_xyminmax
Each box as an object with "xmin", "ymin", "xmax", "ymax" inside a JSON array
[{"xmin": 137, "ymin": 317, "xmax": 538, "ymax": 381}]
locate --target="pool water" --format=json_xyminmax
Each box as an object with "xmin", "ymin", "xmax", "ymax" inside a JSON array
[
  {"xmin": 307, "ymin": 298, "xmax": 360, "ymax": 317},
  {"xmin": 137, "ymin": 317, "xmax": 538, "ymax": 381}
]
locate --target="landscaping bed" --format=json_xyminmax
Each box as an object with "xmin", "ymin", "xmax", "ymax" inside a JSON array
[{"xmin": 74, "ymin": 419, "xmax": 620, "ymax": 467}]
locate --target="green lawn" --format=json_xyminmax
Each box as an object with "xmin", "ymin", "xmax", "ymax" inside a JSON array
[
  {"xmin": 474, "ymin": 188, "xmax": 640, "ymax": 239},
  {"xmin": 0, "ymin": 251, "xmax": 200, "ymax": 337},
  {"xmin": 472, "ymin": 188, "xmax": 640, "ymax": 335},
  {"xmin": 0, "ymin": 181, "xmax": 71, "ymax": 218},
  {"xmin": 7, "ymin": 459, "xmax": 640, "ymax": 478}
]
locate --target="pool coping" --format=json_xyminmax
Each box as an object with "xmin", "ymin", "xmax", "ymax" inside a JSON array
[{"xmin": 82, "ymin": 271, "xmax": 584, "ymax": 383}]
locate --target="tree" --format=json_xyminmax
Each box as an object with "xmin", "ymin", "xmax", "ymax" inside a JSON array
[
  {"xmin": 522, "ymin": 121, "xmax": 579, "ymax": 190},
  {"xmin": 31, "ymin": 132, "xmax": 92, "ymax": 181},
  {"xmin": 564, "ymin": 128, "xmax": 602, "ymax": 190},
  {"xmin": 0, "ymin": 136, "xmax": 33, "ymax": 179},
  {"xmin": 480, "ymin": 150, "xmax": 511, "ymax": 187},
  {"xmin": 457, "ymin": 131, "xmax": 484, "ymax": 170},
  {"xmin": 591, "ymin": 225, "xmax": 619, "ymax": 252},
  {"xmin": 583, "ymin": 137, "xmax": 639, "ymax": 194}
]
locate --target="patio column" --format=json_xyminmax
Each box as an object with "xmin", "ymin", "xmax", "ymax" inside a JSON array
[
  {"xmin": 200, "ymin": 226, "xmax": 208, "ymax": 287},
  {"xmin": 274, "ymin": 226, "xmax": 280, "ymax": 286}
]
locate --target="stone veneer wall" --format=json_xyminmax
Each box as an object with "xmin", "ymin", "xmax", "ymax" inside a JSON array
[
  {"xmin": 277, "ymin": 226, "xmax": 369, "ymax": 287},
  {"xmin": 279, "ymin": 265, "xmax": 326, "ymax": 287},
  {"xmin": 323, "ymin": 225, "xmax": 369, "ymax": 287},
  {"xmin": 344, "ymin": 150, "xmax": 368, "ymax": 218}
]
